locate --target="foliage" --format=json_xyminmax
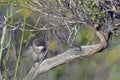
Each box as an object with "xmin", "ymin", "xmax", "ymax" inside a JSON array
[{"xmin": 0, "ymin": 0, "xmax": 120, "ymax": 80}]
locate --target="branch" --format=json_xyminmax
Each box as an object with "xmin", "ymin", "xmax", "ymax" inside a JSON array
[{"xmin": 23, "ymin": 31, "xmax": 107, "ymax": 80}]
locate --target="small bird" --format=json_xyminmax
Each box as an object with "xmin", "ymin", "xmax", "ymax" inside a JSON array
[
  {"xmin": 32, "ymin": 38, "xmax": 46, "ymax": 54},
  {"xmin": 25, "ymin": 38, "xmax": 47, "ymax": 63}
]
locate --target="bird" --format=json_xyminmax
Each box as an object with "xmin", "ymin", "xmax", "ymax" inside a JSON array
[
  {"xmin": 25, "ymin": 38, "xmax": 47, "ymax": 63},
  {"xmin": 32, "ymin": 38, "xmax": 46, "ymax": 54}
]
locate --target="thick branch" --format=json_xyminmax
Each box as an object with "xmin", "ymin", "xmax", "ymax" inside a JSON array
[{"xmin": 23, "ymin": 31, "xmax": 107, "ymax": 80}]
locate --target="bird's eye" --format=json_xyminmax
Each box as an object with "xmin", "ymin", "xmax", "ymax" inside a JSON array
[{"xmin": 36, "ymin": 42, "xmax": 41, "ymax": 46}]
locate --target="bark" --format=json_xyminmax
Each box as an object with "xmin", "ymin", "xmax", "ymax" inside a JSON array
[{"xmin": 23, "ymin": 30, "xmax": 108, "ymax": 80}]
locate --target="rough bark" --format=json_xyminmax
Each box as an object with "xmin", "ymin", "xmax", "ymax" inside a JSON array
[{"xmin": 23, "ymin": 30, "xmax": 108, "ymax": 80}]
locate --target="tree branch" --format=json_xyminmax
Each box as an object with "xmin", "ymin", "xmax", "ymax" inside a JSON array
[{"xmin": 23, "ymin": 31, "xmax": 107, "ymax": 80}]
